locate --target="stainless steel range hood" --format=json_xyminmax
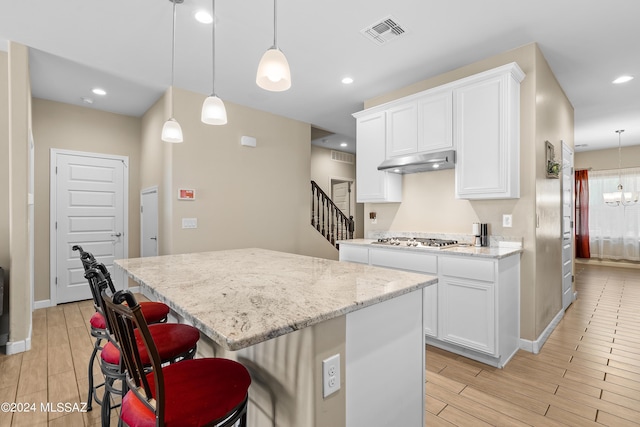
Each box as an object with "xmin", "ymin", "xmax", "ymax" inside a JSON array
[{"xmin": 377, "ymin": 150, "xmax": 456, "ymax": 174}]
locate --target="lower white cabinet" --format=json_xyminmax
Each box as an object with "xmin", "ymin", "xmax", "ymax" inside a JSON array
[
  {"xmin": 339, "ymin": 243, "xmax": 520, "ymax": 367},
  {"xmin": 432, "ymin": 254, "xmax": 520, "ymax": 367}
]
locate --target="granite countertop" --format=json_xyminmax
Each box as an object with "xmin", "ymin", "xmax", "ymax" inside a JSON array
[
  {"xmin": 339, "ymin": 239, "xmax": 522, "ymax": 259},
  {"xmin": 115, "ymin": 248, "xmax": 436, "ymax": 351}
]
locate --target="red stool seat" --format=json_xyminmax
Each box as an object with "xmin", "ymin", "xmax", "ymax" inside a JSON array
[
  {"xmin": 101, "ymin": 323, "xmax": 200, "ymax": 365},
  {"xmin": 90, "ymin": 301, "xmax": 170, "ymax": 330},
  {"xmin": 121, "ymin": 358, "xmax": 251, "ymax": 427}
]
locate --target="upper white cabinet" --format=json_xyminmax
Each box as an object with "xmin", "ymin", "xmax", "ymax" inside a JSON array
[
  {"xmin": 353, "ymin": 62, "xmax": 524, "ymax": 202},
  {"xmin": 386, "ymin": 102, "xmax": 418, "ymax": 157},
  {"xmin": 418, "ymin": 90, "xmax": 453, "ymax": 153},
  {"xmin": 454, "ymin": 63, "xmax": 525, "ymax": 199},
  {"xmin": 354, "ymin": 111, "xmax": 402, "ymax": 203}
]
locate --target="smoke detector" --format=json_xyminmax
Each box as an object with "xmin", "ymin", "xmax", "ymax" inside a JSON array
[{"xmin": 360, "ymin": 16, "xmax": 408, "ymax": 46}]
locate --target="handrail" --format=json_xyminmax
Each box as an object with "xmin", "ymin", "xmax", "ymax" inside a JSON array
[{"xmin": 311, "ymin": 181, "xmax": 354, "ymax": 248}]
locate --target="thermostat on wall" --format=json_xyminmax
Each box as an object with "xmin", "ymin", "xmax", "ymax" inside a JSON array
[{"xmin": 178, "ymin": 188, "xmax": 196, "ymax": 200}]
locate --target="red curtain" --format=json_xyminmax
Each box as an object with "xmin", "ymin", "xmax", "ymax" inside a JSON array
[{"xmin": 575, "ymin": 170, "xmax": 590, "ymax": 258}]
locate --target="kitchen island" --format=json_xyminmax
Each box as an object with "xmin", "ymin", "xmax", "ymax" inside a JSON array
[{"xmin": 115, "ymin": 248, "xmax": 436, "ymax": 427}]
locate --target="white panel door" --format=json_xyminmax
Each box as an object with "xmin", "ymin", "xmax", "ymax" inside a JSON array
[
  {"xmin": 52, "ymin": 151, "xmax": 127, "ymax": 304},
  {"xmin": 141, "ymin": 187, "xmax": 159, "ymax": 257},
  {"xmin": 561, "ymin": 142, "xmax": 574, "ymax": 310},
  {"xmin": 331, "ymin": 181, "xmax": 350, "ymax": 215}
]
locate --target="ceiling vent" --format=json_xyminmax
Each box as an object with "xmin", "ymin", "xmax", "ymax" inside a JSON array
[
  {"xmin": 360, "ymin": 16, "xmax": 408, "ymax": 46},
  {"xmin": 332, "ymin": 150, "xmax": 354, "ymax": 164}
]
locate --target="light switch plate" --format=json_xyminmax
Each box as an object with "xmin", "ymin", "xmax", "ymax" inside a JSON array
[{"xmin": 182, "ymin": 218, "xmax": 198, "ymax": 229}]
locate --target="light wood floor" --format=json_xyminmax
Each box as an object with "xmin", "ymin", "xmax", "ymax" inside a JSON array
[
  {"xmin": 427, "ymin": 263, "xmax": 640, "ymax": 426},
  {"xmin": 1, "ymin": 264, "xmax": 638, "ymax": 426}
]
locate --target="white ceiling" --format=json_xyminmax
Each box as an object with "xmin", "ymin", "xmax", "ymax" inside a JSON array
[{"xmin": 1, "ymin": 0, "xmax": 639, "ymax": 154}]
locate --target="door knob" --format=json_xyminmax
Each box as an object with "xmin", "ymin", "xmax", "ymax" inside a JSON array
[
  {"xmin": 150, "ymin": 237, "xmax": 157, "ymax": 240},
  {"xmin": 111, "ymin": 232, "xmax": 122, "ymax": 237}
]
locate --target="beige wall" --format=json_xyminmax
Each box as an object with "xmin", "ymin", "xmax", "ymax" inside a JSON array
[
  {"xmin": 7, "ymin": 42, "xmax": 32, "ymax": 345},
  {"xmin": 533, "ymin": 46, "xmax": 574, "ymax": 337},
  {"xmin": 361, "ymin": 43, "xmax": 574, "ymax": 341},
  {"xmin": 32, "ymin": 98, "xmax": 142, "ymax": 301},
  {"xmin": 140, "ymin": 87, "xmax": 339, "ymax": 260},
  {"xmin": 0, "ymin": 51, "xmax": 9, "ymax": 340},
  {"xmin": 310, "ymin": 145, "xmax": 364, "ymax": 239},
  {"xmin": 575, "ymin": 145, "xmax": 640, "ymax": 170}
]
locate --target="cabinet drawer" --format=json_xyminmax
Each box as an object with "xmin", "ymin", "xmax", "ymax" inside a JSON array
[
  {"xmin": 439, "ymin": 256, "xmax": 494, "ymax": 282},
  {"xmin": 339, "ymin": 245, "xmax": 369, "ymax": 264},
  {"xmin": 370, "ymin": 248, "xmax": 437, "ymax": 274}
]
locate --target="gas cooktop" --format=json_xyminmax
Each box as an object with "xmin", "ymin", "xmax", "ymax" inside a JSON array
[{"xmin": 371, "ymin": 237, "xmax": 458, "ymax": 249}]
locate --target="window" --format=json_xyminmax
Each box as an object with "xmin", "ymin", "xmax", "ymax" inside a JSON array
[{"xmin": 588, "ymin": 167, "xmax": 640, "ymax": 261}]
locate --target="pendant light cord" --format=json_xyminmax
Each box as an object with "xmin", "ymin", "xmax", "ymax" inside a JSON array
[
  {"xmin": 273, "ymin": 0, "xmax": 278, "ymax": 48},
  {"xmin": 212, "ymin": 0, "xmax": 216, "ymax": 95},
  {"xmin": 616, "ymin": 129, "xmax": 624, "ymax": 187},
  {"xmin": 170, "ymin": 0, "xmax": 177, "ymax": 117}
]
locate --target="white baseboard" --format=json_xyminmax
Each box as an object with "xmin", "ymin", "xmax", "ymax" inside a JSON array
[
  {"xmin": 6, "ymin": 336, "xmax": 32, "ymax": 355},
  {"xmin": 519, "ymin": 309, "xmax": 564, "ymax": 354},
  {"xmin": 34, "ymin": 299, "xmax": 52, "ymax": 310}
]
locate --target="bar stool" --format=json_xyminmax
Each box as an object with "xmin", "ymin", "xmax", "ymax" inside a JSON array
[
  {"xmin": 73, "ymin": 246, "xmax": 171, "ymax": 412},
  {"xmin": 103, "ymin": 289, "xmax": 251, "ymax": 427},
  {"xmin": 85, "ymin": 267, "xmax": 201, "ymax": 426}
]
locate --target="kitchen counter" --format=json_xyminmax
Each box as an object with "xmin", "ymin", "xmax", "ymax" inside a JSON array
[
  {"xmin": 339, "ymin": 238, "xmax": 522, "ymax": 259},
  {"xmin": 115, "ymin": 248, "xmax": 432, "ymax": 426},
  {"xmin": 115, "ymin": 247, "xmax": 435, "ymax": 351}
]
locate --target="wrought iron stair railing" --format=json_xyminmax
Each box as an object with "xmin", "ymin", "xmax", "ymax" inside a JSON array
[{"xmin": 311, "ymin": 181, "xmax": 354, "ymax": 249}]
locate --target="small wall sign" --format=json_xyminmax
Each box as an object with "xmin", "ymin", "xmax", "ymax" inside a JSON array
[{"xmin": 178, "ymin": 188, "xmax": 196, "ymax": 200}]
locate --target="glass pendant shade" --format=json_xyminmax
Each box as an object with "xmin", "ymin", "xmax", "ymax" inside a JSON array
[
  {"xmin": 161, "ymin": 118, "xmax": 183, "ymax": 143},
  {"xmin": 201, "ymin": 95, "xmax": 227, "ymax": 125},
  {"xmin": 256, "ymin": 47, "xmax": 291, "ymax": 91}
]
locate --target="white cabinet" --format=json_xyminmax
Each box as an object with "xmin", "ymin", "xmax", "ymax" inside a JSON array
[
  {"xmin": 433, "ymin": 254, "xmax": 520, "ymax": 367},
  {"xmin": 354, "ymin": 112, "xmax": 402, "ymax": 203},
  {"xmin": 454, "ymin": 63, "xmax": 525, "ymax": 199},
  {"xmin": 387, "ymin": 102, "xmax": 418, "ymax": 157},
  {"xmin": 339, "ymin": 244, "xmax": 369, "ymax": 264},
  {"xmin": 386, "ymin": 90, "xmax": 453, "ymax": 158},
  {"xmin": 418, "ymin": 90, "xmax": 453, "ymax": 153}
]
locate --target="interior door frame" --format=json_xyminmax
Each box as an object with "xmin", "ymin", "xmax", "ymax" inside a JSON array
[
  {"xmin": 140, "ymin": 186, "xmax": 159, "ymax": 257},
  {"xmin": 329, "ymin": 176, "xmax": 355, "ymax": 216},
  {"xmin": 49, "ymin": 149, "xmax": 129, "ymax": 306}
]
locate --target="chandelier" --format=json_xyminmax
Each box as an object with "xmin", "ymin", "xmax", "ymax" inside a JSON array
[{"xmin": 603, "ymin": 130, "xmax": 639, "ymax": 206}]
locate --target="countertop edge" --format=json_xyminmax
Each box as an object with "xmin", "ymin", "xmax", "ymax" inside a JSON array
[{"xmin": 338, "ymin": 239, "xmax": 523, "ymax": 259}]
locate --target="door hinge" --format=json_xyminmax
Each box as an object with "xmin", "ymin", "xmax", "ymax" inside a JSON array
[
  {"xmin": 55, "ymin": 277, "xmax": 58, "ymax": 286},
  {"xmin": 55, "ymin": 221, "xmax": 57, "ymax": 230},
  {"xmin": 141, "ymin": 206, "xmax": 143, "ymax": 213}
]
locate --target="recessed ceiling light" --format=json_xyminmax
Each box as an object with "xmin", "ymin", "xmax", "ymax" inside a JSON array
[
  {"xmin": 92, "ymin": 88, "xmax": 106, "ymax": 96},
  {"xmin": 340, "ymin": 142, "xmax": 348, "ymax": 147},
  {"xmin": 612, "ymin": 75, "xmax": 634, "ymax": 84},
  {"xmin": 195, "ymin": 10, "xmax": 213, "ymax": 24},
  {"xmin": 81, "ymin": 97, "xmax": 94, "ymax": 104},
  {"xmin": 341, "ymin": 77, "xmax": 354, "ymax": 85}
]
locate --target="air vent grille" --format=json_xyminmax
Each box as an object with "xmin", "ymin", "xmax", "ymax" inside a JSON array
[
  {"xmin": 332, "ymin": 150, "xmax": 354, "ymax": 164},
  {"xmin": 361, "ymin": 16, "xmax": 408, "ymax": 45}
]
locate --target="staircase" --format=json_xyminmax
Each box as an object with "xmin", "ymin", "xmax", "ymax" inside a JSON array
[{"xmin": 311, "ymin": 181, "xmax": 354, "ymax": 249}]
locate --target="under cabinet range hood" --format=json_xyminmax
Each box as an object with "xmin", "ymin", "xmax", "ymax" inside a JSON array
[{"xmin": 377, "ymin": 150, "xmax": 456, "ymax": 174}]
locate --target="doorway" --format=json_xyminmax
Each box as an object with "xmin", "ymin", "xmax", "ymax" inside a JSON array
[
  {"xmin": 561, "ymin": 142, "xmax": 574, "ymax": 310},
  {"xmin": 331, "ymin": 178, "xmax": 354, "ymax": 239},
  {"xmin": 141, "ymin": 186, "xmax": 159, "ymax": 257},
  {"xmin": 50, "ymin": 150, "xmax": 128, "ymax": 304}
]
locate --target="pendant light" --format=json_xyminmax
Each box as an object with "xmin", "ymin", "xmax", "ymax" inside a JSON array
[
  {"xmin": 603, "ymin": 129, "xmax": 639, "ymax": 206},
  {"xmin": 201, "ymin": 0, "xmax": 227, "ymax": 125},
  {"xmin": 256, "ymin": 0, "xmax": 291, "ymax": 91},
  {"xmin": 161, "ymin": 0, "xmax": 184, "ymax": 143}
]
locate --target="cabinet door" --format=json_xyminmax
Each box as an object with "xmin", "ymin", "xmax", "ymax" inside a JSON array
[
  {"xmin": 418, "ymin": 90, "xmax": 453, "ymax": 153},
  {"xmin": 454, "ymin": 72, "xmax": 520, "ymax": 199},
  {"xmin": 356, "ymin": 112, "xmax": 402, "ymax": 202},
  {"xmin": 387, "ymin": 102, "xmax": 418, "ymax": 157},
  {"xmin": 424, "ymin": 284, "xmax": 437, "ymax": 338},
  {"xmin": 339, "ymin": 244, "xmax": 369, "ymax": 264},
  {"xmin": 438, "ymin": 275, "xmax": 495, "ymax": 355}
]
